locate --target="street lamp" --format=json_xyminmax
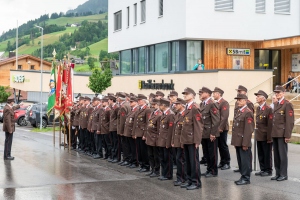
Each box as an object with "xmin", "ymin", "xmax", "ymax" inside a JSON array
[{"xmin": 35, "ymin": 25, "xmax": 43, "ymax": 129}]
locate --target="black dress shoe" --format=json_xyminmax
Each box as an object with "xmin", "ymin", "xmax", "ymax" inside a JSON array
[
  {"xmin": 107, "ymin": 158, "xmax": 113, "ymax": 162},
  {"xmin": 118, "ymin": 161, "xmax": 125, "ymax": 165},
  {"xmin": 140, "ymin": 168, "xmax": 150, "ymax": 173},
  {"xmin": 4, "ymin": 156, "xmax": 14, "ymax": 160},
  {"xmin": 149, "ymin": 172, "xmax": 160, "ymax": 178},
  {"xmin": 186, "ymin": 184, "xmax": 200, "ymax": 190},
  {"xmin": 201, "ymin": 171, "xmax": 209, "ymax": 176},
  {"xmin": 93, "ymin": 154, "xmax": 101, "ymax": 159},
  {"xmin": 205, "ymin": 173, "xmax": 217, "ymax": 178},
  {"xmin": 111, "ymin": 159, "xmax": 119, "ymax": 163},
  {"xmin": 121, "ymin": 161, "xmax": 130, "ymax": 166},
  {"xmin": 233, "ymin": 169, "xmax": 240, "ymax": 173},
  {"xmin": 174, "ymin": 181, "xmax": 183, "ymax": 186},
  {"xmin": 217, "ymin": 163, "xmax": 223, "ymax": 168},
  {"xmin": 199, "ymin": 160, "xmax": 207, "ymax": 164},
  {"xmin": 277, "ymin": 176, "xmax": 288, "ymax": 181},
  {"xmin": 255, "ymin": 171, "xmax": 264, "ymax": 176},
  {"xmin": 221, "ymin": 164, "xmax": 231, "ymax": 170},
  {"xmin": 234, "ymin": 178, "xmax": 242, "ymax": 184},
  {"xmin": 271, "ymin": 175, "xmax": 280, "ymax": 180},
  {"xmin": 146, "ymin": 171, "xmax": 154, "ymax": 176},
  {"xmin": 261, "ymin": 172, "xmax": 272, "ymax": 176},
  {"xmin": 136, "ymin": 168, "xmax": 142, "ymax": 172},
  {"xmin": 180, "ymin": 182, "xmax": 191, "ymax": 188},
  {"xmin": 160, "ymin": 177, "xmax": 172, "ymax": 181},
  {"xmin": 129, "ymin": 164, "xmax": 138, "ymax": 168},
  {"xmin": 235, "ymin": 179, "xmax": 250, "ymax": 185}
]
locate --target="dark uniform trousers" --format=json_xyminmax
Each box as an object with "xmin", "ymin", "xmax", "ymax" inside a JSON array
[
  {"xmin": 4, "ymin": 132, "xmax": 13, "ymax": 158},
  {"xmin": 128, "ymin": 137, "xmax": 137, "ymax": 165},
  {"xmin": 257, "ymin": 141, "xmax": 272, "ymax": 173},
  {"xmin": 273, "ymin": 138, "xmax": 288, "ymax": 177},
  {"xmin": 173, "ymin": 148, "xmax": 177, "ymax": 166},
  {"xmin": 80, "ymin": 128, "xmax": 86, "ymax": 150},
  {"xmin": 184, "ymin": 144, "xmax": 201, "ymax": 186},
  {"xmin": 103, "ymin": 133, "xmax": 113, "ymax": 159},
  {"xmin": 158, "ymin": 147, "xmax": 173, "ymax": 179},
  {"xmin": 147, "ymin": 145, "xmax": 160, "ymax": 173},
  {"xmin": 122, "ymin": 136, "xmax": 131, "ymax": 162},
  {"xmin": 236, "ymin": 147, "xmax": 252, "ymax": 181},
  {"xmin": 72, "ymin": 126, "xmax": 79, "ymax": 149},
  {"xmin": 84, "ymin": 130, "xmax": 93, "ymax": 152},
  {"xmin": 95, "ymin": 132, "xmax": 103, "ymax": 157},
  {"xmin": 117, "ymin": 135, "xmax": 123, "ymax": 161},
  {"xmin": 202, "ymin": 138, "xmax": 218, "ymax": 175},
  {"xmin": 218, "ymin": 130, "xmax": 231, "ymax": 165},
  {"xmin": 110, "ymin": 131, "xmax": 119, "ymax": 160},
  {"xmin": 136, "ymin": 137, "xmax": 150, "ymax": 169},
  {"xmin": 175, "ymin": 147, "xmax": 186, "ymax": 182},
  {"xmin": 200, "ymin": 142, "xmax": 208, "ymax": 163}
]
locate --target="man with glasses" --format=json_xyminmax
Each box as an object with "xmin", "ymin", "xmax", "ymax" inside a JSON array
[{"xmin": 271, "ymin": 86, "xmax": 294, "ymax": 181}]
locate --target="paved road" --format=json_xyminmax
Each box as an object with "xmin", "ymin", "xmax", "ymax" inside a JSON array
[{"xmin": 0, "ymin": 124, "xmax": 300, "ymax": 200}]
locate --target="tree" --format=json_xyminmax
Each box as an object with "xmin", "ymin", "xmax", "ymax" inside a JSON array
[
  {"xmin": 88, "ymin": 57, "xmax": 96, "ymax": 70},
  {"xmin": 99, "ymin": 50, "xmax": 108, "ymax": 61},
  {"xmin": 0, "ymin": 86, "xmax": 10, "ymax": 103},
  {"xmin": 88, "ymin": 68, "xmax": 113, "ymax": 95}
]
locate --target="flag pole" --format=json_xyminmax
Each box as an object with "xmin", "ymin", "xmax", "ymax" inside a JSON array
[
  {"xmin": 52, "ymin": 50, "xmax": 56, "ymax": 146},
  {"xmin": 59, "ymin": 118, "xmax": 61, "ymax": 147},
  {"xmin": 64, "ymin": 119, "xmax": 66, "ymax": 149},
  {"xmin": 68, "ymin": 53, "xmax": 72, "ymax": 151}
]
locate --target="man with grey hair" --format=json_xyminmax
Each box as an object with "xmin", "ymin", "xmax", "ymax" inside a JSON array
[
  {"xmin": 254, "ymin": 90, "xmax": 273, "ymax": 177},
  {"xmin": 133, "ymin": 94, "xmax": 152, "ymax": 172}
]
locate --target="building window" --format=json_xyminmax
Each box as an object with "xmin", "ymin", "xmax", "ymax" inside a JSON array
[
  {"xmin": 155, "ymin": 42, "xmax": 169, "ymax": 73},
  {"xmin": 171, "ymin": 41, "xmax": 179, "ymax": 71},
  {"xmin": 159, "ymin": 0, "xmax": 163, "ymax": 16},
  {"xmin": 134, "ymin": 3, "xmax": 137, "ymax": 25},
  {"xmin": 18, "ymin": 65, "xmax": 22, "ymax": 70},
  {"xmin": 132, "ymin": 49, "xmax": 138, "ymax": 73},
  {"xmin": 141, "ymin": 0, "xmax": 146, "ymax": 23},
  {"xmin": 186, "ymin": 41, "xmax": 203, "ymax": 71},
  {"xmin": 256, "ymin": 0, "xmax": 266, "ymax": 13},
  {"xmin": 274, "ymin": 0, "xmax": 290, "ymax": 14},
  {"xmin": 120, "ymin": 50, "xmax": 131, "ymax": 74},
  {"xmin": 114, "ymin": 11, "xmax": 122, "ymax": 31},
  {"xmin": 127, "ymin": 7, "xmax": 130, "ymax": 27},
  {"xmin": 138, "ymin": 47, "xmax": 146, "ymax": 73},
  {"xmin": 30, "ymin": 65, "xmax": 35, "ymax": 70},
  {"xmin": 149, "ymin": 46, "xmax": 155, "ymax": 72},
  {"xmin": 215, "ymin": 0, "xmax": 234, "ymax": 11}
]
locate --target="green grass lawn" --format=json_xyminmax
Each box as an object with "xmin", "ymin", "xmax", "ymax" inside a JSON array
[
  {"xmin": 86, "ymin": 38, "xmax": 108, "ymax": 57},
  {"xmin": 45, "ymin": 13, "xmax": 107, "ymax": 26},
  {"xmin": 74, "ymin": 61, "xmax": 100, "ymax": 72},
  {"xmin": 0, "ymin": 34, "xmax": 30, "ymax": 52}
]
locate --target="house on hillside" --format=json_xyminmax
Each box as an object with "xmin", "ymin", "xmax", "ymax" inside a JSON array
[
  {"xmin": 70, "ymin": 46, "xmax": 77, "ymax": 51},
  {"xmin": 71, "ymin": 23, "xmax": 81, "ymax": 27},
  {"xmin": 0, "ymin": 54, "xmax": 51, "ymax": 86}
]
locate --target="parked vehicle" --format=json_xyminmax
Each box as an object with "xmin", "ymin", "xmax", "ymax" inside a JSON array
[
  {"xmin": 14, "ymin": 106, "xmax": 28, "ymax": 126},
  {"xmin": 0, "ymin": 105, "xmax": 4, "ymax": 123},
  {"xmin": 26, "ymin": 103, "xmax": 58, "ymax": 128}
]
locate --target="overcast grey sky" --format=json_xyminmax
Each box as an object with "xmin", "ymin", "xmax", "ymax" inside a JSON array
[{"xmin": 0, "ymin": 0, "xmax": 88, "ymax": 34}]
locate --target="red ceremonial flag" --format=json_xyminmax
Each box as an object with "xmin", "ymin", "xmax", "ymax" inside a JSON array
[
  {"xmin": 54, "ymin": 64, "xmax": 63, "ymax": 119},
  {"xmin": 63, "ymin": 63, "xmax": 73, "ymax": 120}
]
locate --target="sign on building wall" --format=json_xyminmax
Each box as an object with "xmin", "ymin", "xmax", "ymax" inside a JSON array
[
  {"xmin": 232, "ymin": 56, "xmax": 243, "ymax": 69},
  {"xmin": 138, "ymin": 79, "xmax": 175, "ymax": 90},
  {"xmin": 227, "ymin": 48, "xmax": 250, "ymax": 56},
  {"xmin": 12, "ymin": 75, "xmax": 29, "ymax": 83},
  {"xmin": 292, "ymin": 54, "xmax": 300, "ymax": 72}
]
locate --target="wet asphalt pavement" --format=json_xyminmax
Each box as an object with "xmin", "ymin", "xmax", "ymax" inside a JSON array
[{"xmin": 0, "ymin": 124, "xmax": 300, "ymax": 200}]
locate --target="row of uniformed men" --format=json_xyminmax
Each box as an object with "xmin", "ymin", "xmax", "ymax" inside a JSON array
[{"xmin": 67, "ymin": 84, "xmax": 293, "ymax": 190}]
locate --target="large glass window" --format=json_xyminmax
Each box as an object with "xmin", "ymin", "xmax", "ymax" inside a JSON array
[
  {"xmin": 132, "ymin": 49, "xmax": 137, "ymax": 73},
  {"xmin": 155, "ymin": 43, "xmax": 169, "ymax": 72},
  {"xmin": 138, "ymin": 47, "xmax": 145, "ymax": 73},
  {"xmin": 120, "ymin": 50, "xmax": 131, "ymax": 74},
  {"xmin": 149, "ymin": 46, "xmax": 155, "ymax": 72},
  {"xmin": 254, "ymin": 50, "xmax": 270, "ymax": 69},
  {"xmin": 186, "ymin": 41, "xmax": 202, "ymax": 71},
  {"xmin": 171, "ymin": 41, "xmax": 179, "ymax": 71}
]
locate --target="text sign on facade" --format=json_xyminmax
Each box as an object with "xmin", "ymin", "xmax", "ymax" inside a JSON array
[
  {"xmin": 292, "ymin": 54, "xmax": 300, "ymax": 72},
  {"xmin": 138, "ymin": 79, "xmax": 175, "ymax": 90},
  {"xmin": 227, "ymin": 48, "xmax": 250, "ymax": 56},
  {"xmin": 12, "ymin": 75, "xmax": 30, "ymax": 83}
]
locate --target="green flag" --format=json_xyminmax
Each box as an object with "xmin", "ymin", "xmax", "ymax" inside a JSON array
[{"xmin": 47, "ymin": 61, "xmax": 56, "ymax": 115}]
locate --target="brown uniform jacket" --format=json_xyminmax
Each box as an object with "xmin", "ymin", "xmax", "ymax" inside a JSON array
[
  {"xmin": 170, "ymin": 104, "xmax": 178, "ymax": 115},
  {"xmin": 3, "ymin": 104, "xmax": 20, "ymax": 133},
  {"xmin": 92, "ymin": 105, "xmax": 102, "ymax": 132},
  {"xmin": 200, "ymin": 98, "xmax": 220, "ymax": 138},
  {"xmin": 235, "ymin": 100, "xmax": 254, "ymax": 116},
  {"xmin": 217, "ymin": 98, "xmax": 229, "ymax": 131},
  {"xmin": 255, "ymin": 103, "xmax": 273, "ymax": 141},
  {"xmin": 180, "ymin": 103, "xmax": 203, "ymax": 145},
  {"xmin": 132, "ymin": 105, "xmax": 152, "ymax": 138},
  {"xmin": 117, "ymin": 101, "xmax": 131, "ymax": 136},
  {"xmin": 146, "ymin": 109, "xmax": 162, "ymax": 146},
  {"xmin": 109, "ymin": 103, "xmax": 119, "ymax": 132},
  {"xmin": 124, "ymin": 106, "xmax": 139, "ymax": 137},
  {"xmin": 80, "ymin": 105, "xmax": 93, "ymax": 129},
  {"xmin": 99, "ymin": 106, "xmax": 111, "ymax": 134},
  {"xmin": 231, "ymin": 106, "xmax": 254, "ymax": 147},
  {"xmin": 87, "ymin": 107, "xmax": 95, "ymax": 131},
  {"xmin": 271, "ymin": 99, "xmax": 294, "ymax": 138},
  {"xmin": 157, "ymin": 109, "xmax": 175, "ymax": 148},
  {"xmin": 73, "ymin": 105, "xmax": 81, "ymax": 126},
  {"xmin": 172, "ymin": 110, "xmax": 185, "ymax": 148}
]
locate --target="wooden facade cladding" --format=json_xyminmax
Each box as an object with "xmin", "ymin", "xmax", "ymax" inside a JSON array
[{"xmin": 203, "ymin": 40, "xmax": 255, "ymax": 70}]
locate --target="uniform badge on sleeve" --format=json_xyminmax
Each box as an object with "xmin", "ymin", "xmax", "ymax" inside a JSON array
[
  {"xmin": 195, "ymin": 114, "xmax": 201, "ymax": 121},
  {"xmin": 247, "ymin": 117, "xmax": 253, "ymax": 124},
  {"xmin": 269, "ymin": 114, "xmax": 273, "ymax": 120},
  {"xmin": 223, "ymin": 106, "xmax": 227, "ymax": 110},
  {"xmin": 169, "ymin": 122, "xmax": 173, "ymax": 127},
  {"xmin": 289, "ymin": 110, "xmax": 293, "ymax": 117},
  {"xmin": 212, "ymin": 108, "xmax": 217, "ymax": 114}
]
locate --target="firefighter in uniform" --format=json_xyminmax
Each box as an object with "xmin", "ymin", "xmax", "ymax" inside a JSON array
[{"xmin": 231, "ymin": 94, "xmax": 254, "ymax": 185}]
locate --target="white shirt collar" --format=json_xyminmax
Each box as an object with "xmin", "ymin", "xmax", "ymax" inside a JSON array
[
  {"xmin": 187, "ymin": 101, "xmax": 194, "ymax": 108},
  {"xmin": 217, "ymin": 97, "xmax": 223, "ymax": 103},
  {"xmin": 278, "ymin": 97, "xmax": 284, "ymax": 104},
  {"xmin": 179, "ymin": 109, "xmax": 185, "ymax": 114},
  {"xmin": 260, "ymin": 102, "xmax": 266, "ymax": 109},
  {"xmin": 164, "ymin": 108, "xmax": 170, "ymax": 115},
  {"xmin": 204, "ymin": 97, "xmax": 212, "ymax": 105},
  {"xmin": 240, "ymin": 105, "xmax": 247, "ymax": 111}
]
